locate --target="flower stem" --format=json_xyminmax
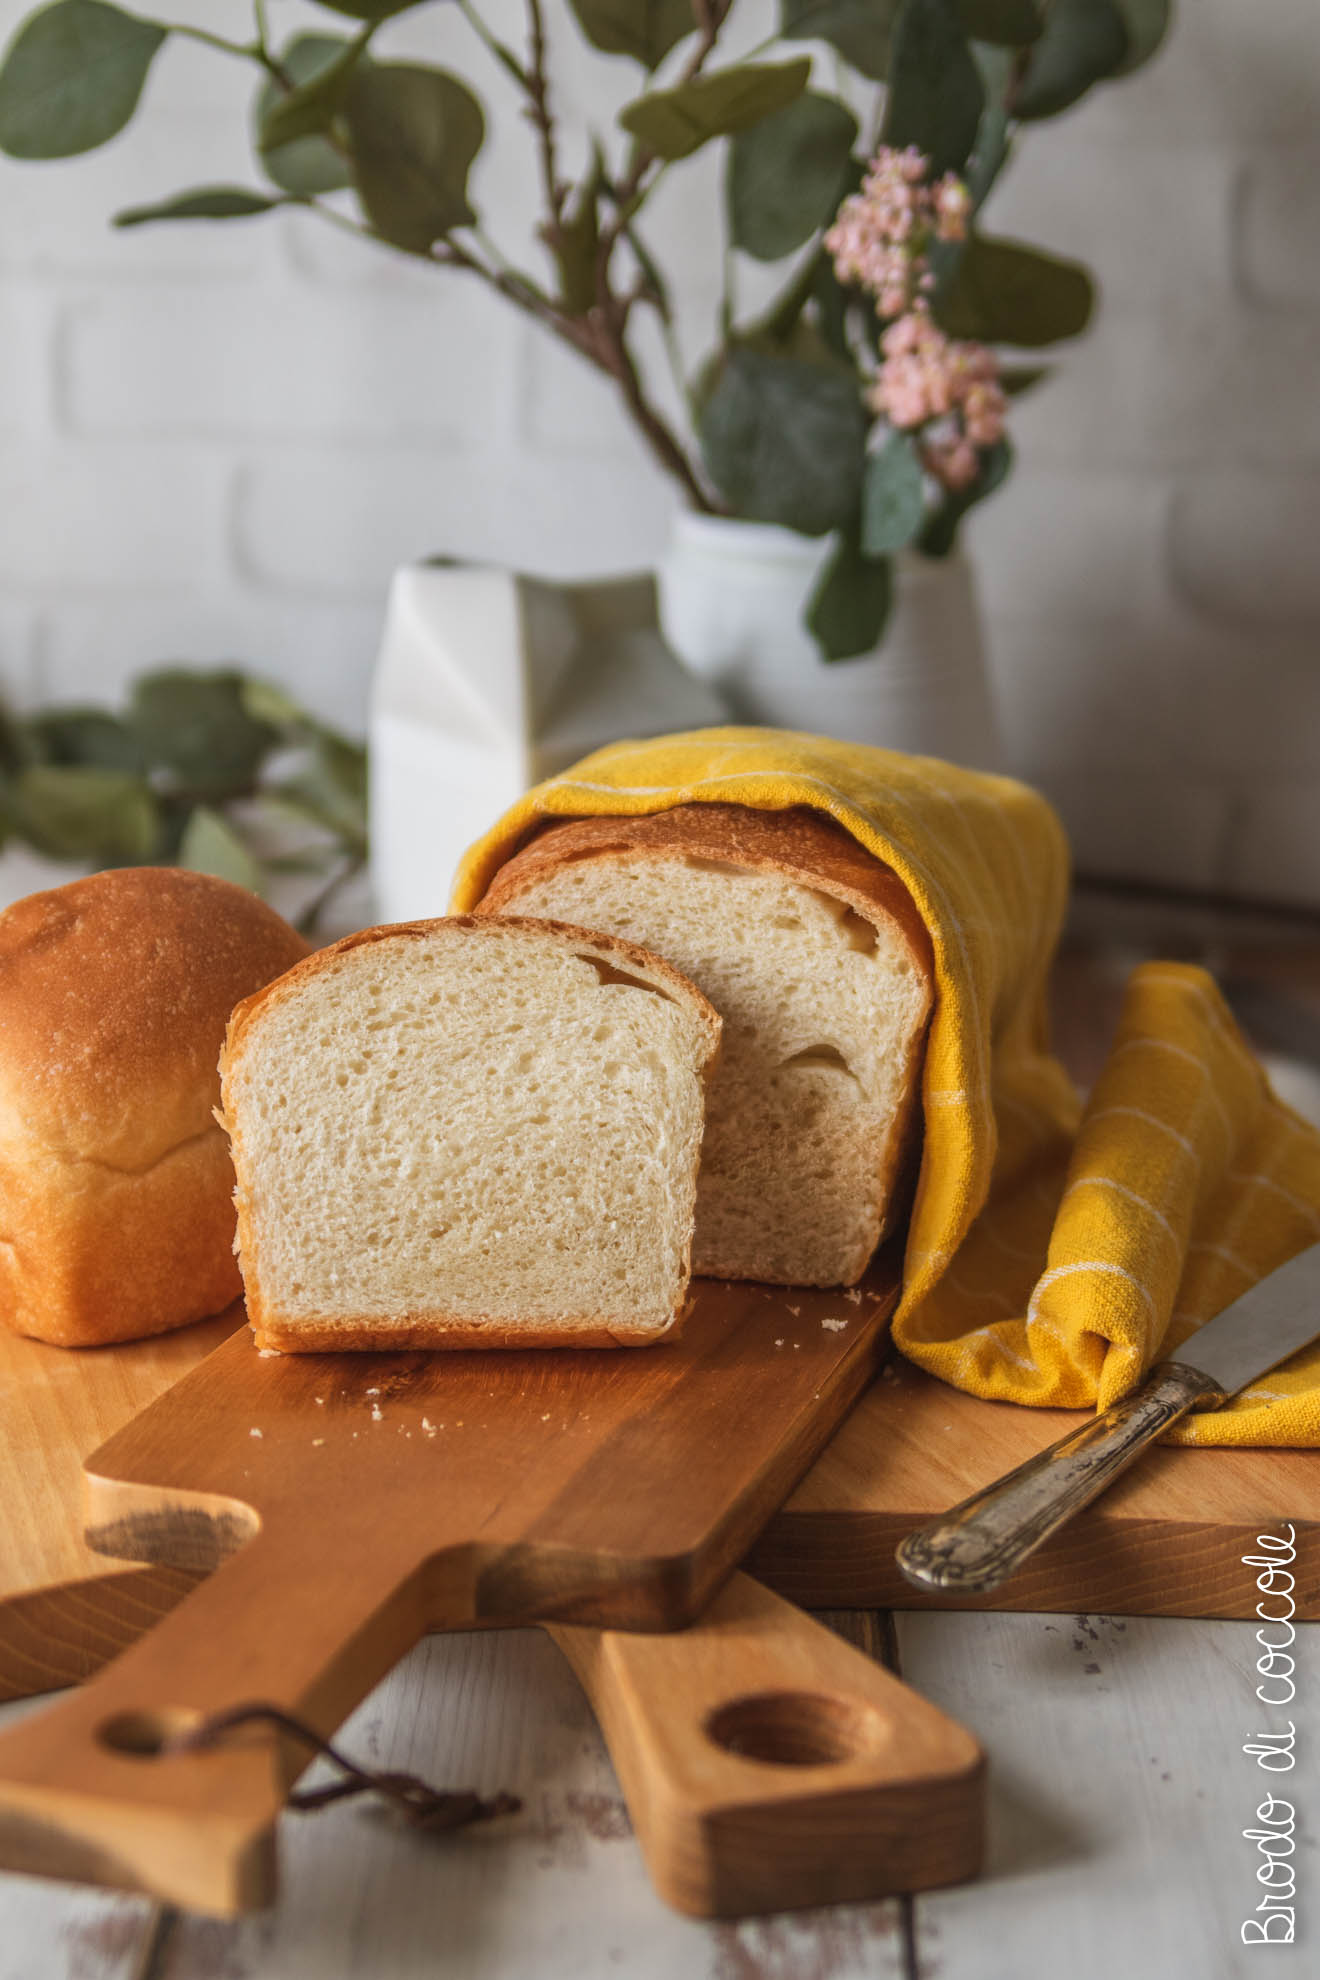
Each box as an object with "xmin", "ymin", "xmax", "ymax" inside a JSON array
[{"xmin": 167, "ymin": 23, "xmax": 261, "ymax": 62}]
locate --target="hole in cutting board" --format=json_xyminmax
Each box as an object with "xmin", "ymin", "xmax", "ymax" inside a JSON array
[
  {"xmin": 97, "ymin": 1707, "xmax": 205, "ymax": 1758},
  {"xmin": 704, "ymin": 1690, "xmax": 886, "ymax": 1768}
]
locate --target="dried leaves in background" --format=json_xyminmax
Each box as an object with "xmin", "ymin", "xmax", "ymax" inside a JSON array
[{"xmin": 0, "ymin": 671, "xmax": 368, "ymax": 933}]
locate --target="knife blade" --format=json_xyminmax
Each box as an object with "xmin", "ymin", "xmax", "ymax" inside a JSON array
[
  {"xmin": 1160, "ymin": 1238, "xmax": 1320, "ymax": 1397},
  {"xmin": 897, "ymin": 1239, "xmax": 1320, "ymax": 1596}
]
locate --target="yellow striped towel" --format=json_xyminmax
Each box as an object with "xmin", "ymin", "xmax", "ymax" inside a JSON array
[{"xmin": 452, "ymin": 727, "xmax": 1320, "ymax": 1447}]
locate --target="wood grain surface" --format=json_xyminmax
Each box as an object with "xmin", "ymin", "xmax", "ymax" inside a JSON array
[
  {"xmin": 747, "ymin": 1354, "xmax": 1320, "ymax": 1618},
  {"xmin": 555, "ymin": 1573, "xmax": 982, "ymax": 1918},
  {"xmin": 0, "ymin": 1267, "xmax": 901, "ymax": 1913},
  {"xmin": 0, "ymin": 1310, "xmax": 235, "ymax": 1702},
  {"xmin": 4, "ymin": 1298, "xmax": 1317, "ymax": 1717}
]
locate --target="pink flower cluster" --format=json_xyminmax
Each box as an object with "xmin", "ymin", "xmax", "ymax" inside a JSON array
[
  {"xmin": 869, "ymin": 315, "xmax": 1007, "ymax": 491},
  {"xmin": 825, "ymin": 145, "xmax": 1006, "ymax": 495},
  {"xmin": 824, "ymin": 145, "xmax": 970, "ymax": 317}
]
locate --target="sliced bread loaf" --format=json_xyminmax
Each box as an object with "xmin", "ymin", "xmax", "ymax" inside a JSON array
[
  {"xmin": 477, "ymin": 806, "xmax": 933, "ymax": 1288},
  {"xmin": 220, "ymin": 915, "xmax": 721, "ymax": 1351}
]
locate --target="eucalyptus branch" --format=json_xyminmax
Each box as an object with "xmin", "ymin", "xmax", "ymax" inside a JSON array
[
  {"xmin": 456, "ymin": 0, "xmax": 526, "ymax": 83},
  {"xmin": 684, "ymin": 0, "xmax": 736, "ymax": 86},
  {"xmin": 596, "ymin": 0, "xmax": 731, "ymax": 273},
  {"xmin": 554, "ymin": 2, "xmax": 737, "ymax": 512},
  {"xmin": 305, "ymin": 199, "xmax": 378, "ymax": 247},
  {"xmin": 754, "ymin": 242, "xmax": 829, "ymax": 345},
  {"xmin": 524, "ymin": 0, "xmax": 566, "ymax": 242},
  {"xmin": 597, "ymin": 317, "xmax": 717, "ymax": 512},
  {"xmin": 469, "ymin": 221, "xmax": 538, "ymax": 288},
  {"xmin": 167, "ymin": 23, "xmax": 260, "ymax": 63},
  {"xmin": 438, "ymin": 221, "xmax": 713, "ymax": 508}
]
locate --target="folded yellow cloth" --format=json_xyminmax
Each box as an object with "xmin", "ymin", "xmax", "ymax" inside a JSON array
[{"xmin": 453, "ymin": 728, "xmax": 1320, "ymax": 1447}]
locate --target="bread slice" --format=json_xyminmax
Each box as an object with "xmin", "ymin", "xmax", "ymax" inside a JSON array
[
  {"xmin": 220, "ymin": 915, "xmax": 721, "ymax": 1351},
  {"xmin": 477, "ymin": 806, "xmax": 933, "ymax": 1288}
]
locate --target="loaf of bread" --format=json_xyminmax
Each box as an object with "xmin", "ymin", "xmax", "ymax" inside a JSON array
[
  {"xmin": 477, "ymin": 805, "xmax": 933, "ymax": 1288},
  {"xmin": 0, "ymin": 867, "xmax": 311, "ymax": 1347},
  {"xmin": 220, "ymin": 915, "xmax": 722, "ymax": 1351}
]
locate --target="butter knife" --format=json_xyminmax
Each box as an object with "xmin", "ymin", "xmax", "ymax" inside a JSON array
[{"xmin": 897, "ymin": 1239, "xmax": 1320, "ymax": 1596}]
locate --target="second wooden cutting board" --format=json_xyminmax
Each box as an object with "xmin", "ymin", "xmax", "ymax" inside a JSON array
[
  {"xmin": 0, "ymin": 1266, "xmax": 959, "ymax": 1914},
  {"xmin": 5, "ymin": 1295, "xmax": 1317, "ymax": 1711}
]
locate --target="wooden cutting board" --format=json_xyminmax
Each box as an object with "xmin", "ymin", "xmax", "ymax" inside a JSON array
[
  {"xmin": 748, "ymin": 1353, "xmax": 1320, "ymax": 1618},
  {"xmin": 5, "ymin": 1297, "xmax": 1319, "ymax": 1712},
  {"xmin": 0, "ymin": 1267, "xmax": 931, "ymax": 1912},
  {"xmin": 0, "ymin": 1307, "xmax": 238, "ymax": 1702}
]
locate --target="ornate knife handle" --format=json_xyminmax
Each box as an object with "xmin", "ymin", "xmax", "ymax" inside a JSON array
[{"xmin": 896, "ymin": 1361, "xmax": 1226, "ymax": 1596}]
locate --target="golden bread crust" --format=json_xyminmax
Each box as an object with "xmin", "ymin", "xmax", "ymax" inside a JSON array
[
  {"xmin": 249, "ymin": 1314, "xmax": 680, "ymax": 1352},
  {"xmin": 476, "ymin": 804, "xmax": 934, "ymax": 989},
  {"xmin": 0, "ymin": 867, "xmax": 310, "ymax": 1346},
  {"xmin": 222, "ymin": 911, "xmax": 721, "ymax": 1071}
]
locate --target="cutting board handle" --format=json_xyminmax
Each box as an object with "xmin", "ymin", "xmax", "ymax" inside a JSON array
[
  {"xmin": 0, "ymin": 1512, "xmax": 453, "ymax": 1912},
  {"xmin": 551, "ymin": 1573, "xmax": 985, "ymax": 1917},
  {"xmin": 0, "ymin": 1525, "xmax": 984, "ymax": 1918}
]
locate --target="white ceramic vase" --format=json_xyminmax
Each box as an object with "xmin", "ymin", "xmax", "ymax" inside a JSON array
[
  {"xmin": 657, "ymin": 512, "xmax": 1003, "ymax": 770},
  {"xmin": 368, "ymin": 561, "xmax": 727, "ymax": 924}
]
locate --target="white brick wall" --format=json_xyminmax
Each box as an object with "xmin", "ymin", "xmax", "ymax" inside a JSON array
[{"xmin": 0, "ymin": 0, "xmax": 1317, "ymax": 903}]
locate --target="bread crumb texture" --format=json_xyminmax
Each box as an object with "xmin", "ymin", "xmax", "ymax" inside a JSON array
[
  {"xmin": 222, "ymin": 917, "xmax": 719, "ymax": 1349},
  {"xmin": 479, "ymin": 808, "xmax": 931, "ymax": 1286}
]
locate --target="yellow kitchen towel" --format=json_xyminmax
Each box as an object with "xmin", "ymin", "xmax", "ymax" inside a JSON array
[{"xmin": 452, "ymin": 728, "xmax": 1320, "ymax": 1447}]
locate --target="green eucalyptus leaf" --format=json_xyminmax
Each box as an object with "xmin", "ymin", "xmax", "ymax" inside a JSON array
[
  {"xmin": 0, "ymin": 0, "xmax": 166, "ymax": 160},
  {"xmin": 271, "ymin": 733, "xmax": 368, "ymax": 850},
  {"xmin": 130, "ymin": 669, "xmax": 279, "ymax": 802},
  {"xmin": 1112, "ymin": 0, "xmax": 1170, "ymax": 73},
  {"xmin": 623, "ymin": 217, "xmax": 672, "ymax": 318},
  {"xmin": 346, "ymin": 62, "xmax": 484, "ymax": 250},
  {"xmin": 919, "ymin": 436, "xmax": 1011, "ymax": 555},
  {"xmin": 883, "ymin": 0, "xmax": 984, "ymax": 176},
  {"xmin": 861, "ymin": 428, "xmax": 926, "ymax": 555},
  {"xmin": 565, "ymin": 0, "xmax": 695, "ymax": 68},
  {"xmin": 778, "ymin": 0, "xmax": 901, "ymax": 81},
  {"xmin": 239, "ymin": 676, "xmax": 309, "ymax": 732},
  {"xmin": 257, "ymin": 35, "xmax": 358, "ymax": 197},
  {"xmin": 697, "ymin": 344, "xmax": 868, "ymax": 537},
  {"xmin": 956, "ymin": 0, "xmax": 1042, "ymax": 43},
  {"xmin": 306, "ymin": 1, "xmax": 428, "ymax": 17},
  {"xmin": 963, "ymin": 40, "xmax": 1014, "ymax": 211},
  {"xmin": 115, "ymin": 186, "xmax": 282, "ymax": 228},
  {"xmin": 554, "ymin": 147, "xmax": 605, "ymax": 314},
  {"xmin": 999, "ymin": 360, "xmax": 1050, "ymax": 394},
  {"xmin": 806, "ymin": 252, "xmax": 856, "ymax": 361},
  {"xmin": 1013, "ymin": 0, "xmax": 1128, "ymax": 119},
  {"xmin": 262, "ymin": 850, "xmax": 338, "ymax": 876},
  {"xmin": 3, "ymin": 763, "xmax": 159, "ymax": 863},
  {"xmin": 728, "ymin": 92, "xmax": 857, "ymax": 263},
  {"xmin": 806, "ymin": 534, "xmax": 892, "ymax": 660},
  {"xmin": 936, "ymin": 233, "xmax": 1093, "ymax": 345},
  {"xmin": 25, "ymin": 707, "xmax": 146, "ymax": 771},
  {"xmin": 0, "ymin": 705, "xmax": 37, "ymax": 774},
  {"xmin": 178, "ymin": 805, "xmax": 263, "ymax": 895},
  {"xmin": 259, "ymin": 29, "xmax": 368, "ymax": 152},
  {"xmin": 619, "ymin": 59, "xmax": 811, "ymax": 162}
]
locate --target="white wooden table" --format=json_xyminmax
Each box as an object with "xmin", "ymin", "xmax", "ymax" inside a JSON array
[{"xmin": 0, "ymin": 1600, "xmax": 1314, "ymax": 1980}]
